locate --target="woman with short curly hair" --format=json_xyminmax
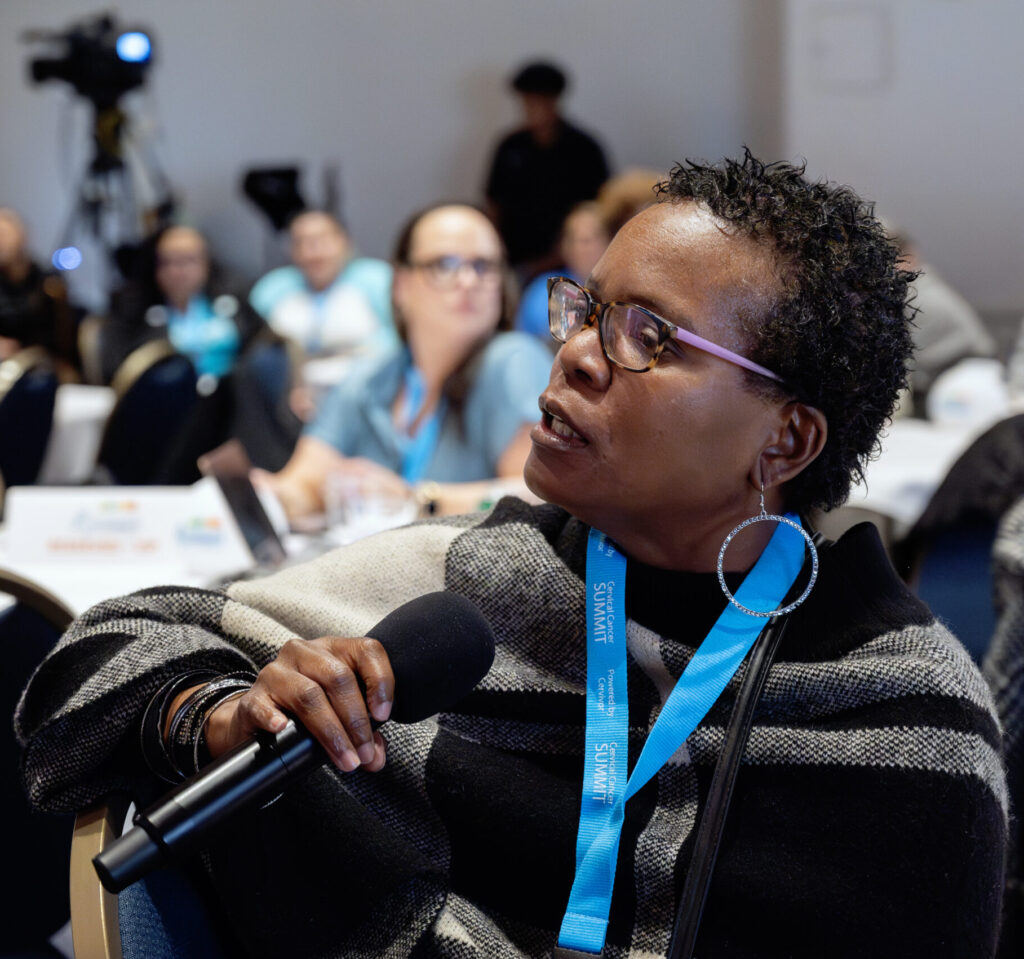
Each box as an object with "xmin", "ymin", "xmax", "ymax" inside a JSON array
[{"xmin": 18, "ymin": 152, "xmax": 1006, "ymax": 958}]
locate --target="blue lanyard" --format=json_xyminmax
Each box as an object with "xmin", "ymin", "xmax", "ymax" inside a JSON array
[
  {"xmin": 397, "ymin": 363, "xmax": 445, "ymax": 483},
  {"xmin": 558, "ymin": 518, "xmax": 807, "ymax": 954}
]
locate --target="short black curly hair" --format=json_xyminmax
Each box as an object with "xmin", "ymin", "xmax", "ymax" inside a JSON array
[{"xmin": 655, "ymin": 149, "xmax": 916, "ymax": 512}]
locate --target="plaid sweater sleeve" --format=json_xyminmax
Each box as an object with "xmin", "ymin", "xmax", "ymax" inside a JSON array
[{"xmin": 15, "ymin": 515, "xmax": 465, "ymax": 813}]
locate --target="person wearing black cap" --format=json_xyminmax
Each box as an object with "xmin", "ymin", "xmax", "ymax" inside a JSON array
[{"xmin": 484, "ymin": 60, "xmax": 610, "ymax": 276}]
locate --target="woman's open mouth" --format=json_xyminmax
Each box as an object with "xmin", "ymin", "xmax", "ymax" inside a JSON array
[
  {"xmin": 545, "ymin": 410, "xmax": 584, "ymax": 441},
  {"xmin": 533, "ymin": 400, "xmax": 589, "ymax": 449}
]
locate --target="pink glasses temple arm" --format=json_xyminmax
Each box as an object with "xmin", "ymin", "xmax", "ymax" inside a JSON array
[{"xmin": 671, "ymin": 327, "xmax": 783, "ymax": 383}]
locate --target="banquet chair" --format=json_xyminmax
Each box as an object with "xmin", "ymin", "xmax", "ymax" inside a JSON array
[
  {"xmin": 0, "ymin": 347, "xmax": 59, "ymax": 504},
  {"xmin": 0, "ymin": 569, "xmax": 75, "ymax": 956},
  {"xmin": 71, "ymin": 797, "xmax": 228, "ymax": 959},
  {"xmin": 229, "ymin": 331, "xmax": 304, "ymax": 471},
  {"xmin": 911, "ymin": 517, "xmax": 999, "ymax": 662},
  {"xmin": 95, "ymin": 340, "xmax": 199, "ymax": 485},
  {"xmin": 77, "ymin": 314, "xmax": 113, "ymax": 386}
]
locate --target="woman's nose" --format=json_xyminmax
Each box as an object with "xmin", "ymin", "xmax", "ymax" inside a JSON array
[
  {"xmin": 557, "ymin": 324, "xmax": 612, "ymax": 392},
  {"xmin": 454, "ymin": 263, "xmax": 481, "ymax": 289}
]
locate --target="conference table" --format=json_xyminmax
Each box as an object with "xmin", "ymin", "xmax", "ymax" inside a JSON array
[{"xmin": 0, "ymin": 478, "xmax": 401, "ymax": 617}]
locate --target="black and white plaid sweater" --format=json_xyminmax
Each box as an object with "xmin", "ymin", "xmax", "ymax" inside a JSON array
[
  {"xmin": 985, "ymin": 495, "xmax": 1024, "ymax": 958},
  {"xmin": 17, "ymin": 498, "xmax": 1008, "ymax": 958}
]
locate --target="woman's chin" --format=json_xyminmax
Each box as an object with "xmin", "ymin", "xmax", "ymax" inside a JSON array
[{"xmin": 523, "ymin": 447, "xmax": 577, "ymax": 514}]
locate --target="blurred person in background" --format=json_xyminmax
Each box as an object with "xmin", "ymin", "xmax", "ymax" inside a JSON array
[
  {"xmin": 105, "ymin": 224, "xmax": 266, "ymax": 383},
  {"xmin": 259, "ymin": 203, "xmax": 551, "ymax": 522},
  {"xmin": 152, "ymin": 225, "xmax": 253, "ymax": 380},
  {"xmin": 0, "ymin": 207, "xmax": 78, "ymax": 378},
  {"xmin": 106, "ymin": 224, "xmax": 303, "ymax": 476},
  {"xmin": 889, "ymin": 224, "xmax": 997, "ymax": 413},
  {"xmin": 514, "ymin": 201, "xmax": 611, "ymax": 343},
  {"xmin": 484, "ymin": 61, "xmax": 609, "ymax": 278},
  {"xmin": 249, "ymin": 209, "xmax": 396, "ymax": 360},
  {"xmin": 595, "ymin": 166, "xmax": 664, "ymax": 236}
]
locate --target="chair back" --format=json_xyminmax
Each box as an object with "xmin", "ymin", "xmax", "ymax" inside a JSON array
[
  {"xmin": 913, "ymin": 517, "xmax": 999, "ymax": 661},
  {"xmin": 97, "ymin": 340, "xmax": 199, "ymax": 484},
  {"xmin": 0, "ymin": 346, "xmax": 58, "ymax": 494},
  {"xmin": 71, "ymin": 801, "xmax": 125, "ymax": 959},
  {"xmin": 78, "ymin": 314, "xmax": 112, "ymax": 386},
  {"xmin": 896, "ymin": 413, "xmax": 1024, "ymax": 662},
  {"xmin": 72, "ymin": 796, "xmax": 229, "ymax": 959},
  {"xmin": 229, "ymin": 332, "xmax": 303, "ymax": 471},
  {"xmin": 0, "ymin": 568, "xmax": 74, "ymax": 953}
]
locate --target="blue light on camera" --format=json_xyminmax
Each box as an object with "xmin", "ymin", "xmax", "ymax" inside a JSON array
[
  {"xmin": 52, "ymin": 246, "xmax": 83, "ymax": 271},
  {"xmin": 116, "ymin": 32, "xmax": 151, "ymax": 63}
]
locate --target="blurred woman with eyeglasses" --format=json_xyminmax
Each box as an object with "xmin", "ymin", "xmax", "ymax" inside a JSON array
[{"xmin": 259, "ymin": 203, "xmax": 552, "ymax": 522}]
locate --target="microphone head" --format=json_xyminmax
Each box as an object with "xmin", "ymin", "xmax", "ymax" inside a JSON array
[{"xmin": 366, "ymin": 591, "xmax": 495, "ymax": 724}]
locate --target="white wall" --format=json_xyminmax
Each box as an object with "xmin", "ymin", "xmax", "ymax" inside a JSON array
[
  {"xmin": 784, "ymin": 0, "xmax": 1024, "ymax": 312},
  {"xmin": 1, "ymin": 0, "xmax": 761, "ymax": 304},
  {"xmin": 5, "ymin": 2, "xmax": 1020, "ymax": 316}
]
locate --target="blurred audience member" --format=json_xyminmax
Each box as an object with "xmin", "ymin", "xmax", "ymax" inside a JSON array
[
  {"xmin": 0, "ymin": 207, "xmax": 77, "ymax": 378},
  {"xmin": 249, "ymin": 210, "xmax": 395, "ymax": 359},
  {"xmin": 484, "ymin": 61, "xmax": 609, "ymax": 276},
  {"xmin": 105, "ymin": 224, "xmax": 265, "ymax": 383},
  {"xmin": 595, "ymin": 167, "xmax": 664, "ymax": 236},
  {"xmin": 155, "ymin": 226, "xmax": 248, "ymax": 379},
  {"xmin": 105, "ymin": 224, "xmax": 302, "ymax": 477},
  {"xmin": 259, "ymin": 203, "xmax": 551, "ymax": 522},
  {"xmin": 891, "ymin": 226, "xmax": 997, "ymax": 410},
  {"xmin": 514, "ymin": 202, "xmax": 610, "ymax": 342}
]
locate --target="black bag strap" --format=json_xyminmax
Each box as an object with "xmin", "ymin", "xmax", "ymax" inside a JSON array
[
  {"xmin": 666, "ymin": 612, "xmax": 789, "ymax": 958},
  {"xmin": 668, "ymin": 532, "xmax": 827, "ymax": 959}
]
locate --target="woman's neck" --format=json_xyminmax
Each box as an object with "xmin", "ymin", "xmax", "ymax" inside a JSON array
[
  {"xmin": 393, "ymin": 343, "xmax": 453, "ymax": 434},
  {"xmin": 625, "ymin": 556, "xmax": 738, "ymax": 643},
  {"xmin": 406, "ymin": 332, "xmax": 470, "ymax": 393},
  {"xmin": 577, "ymin": 487, "xmax": 788, "ymax": 574},
  {"xmin": 591, "ymin": 514, "xmax": 774, "ymax": 574}
]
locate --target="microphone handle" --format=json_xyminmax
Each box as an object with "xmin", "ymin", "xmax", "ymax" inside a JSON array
[{"xmin": 94, "ymin": 721, "xmax": 322, "ymax": 893}]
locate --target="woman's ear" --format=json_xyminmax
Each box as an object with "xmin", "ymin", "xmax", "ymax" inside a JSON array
[{"xmin": 757, "ymin": 401, "xmax": 828, "ymax": 492}]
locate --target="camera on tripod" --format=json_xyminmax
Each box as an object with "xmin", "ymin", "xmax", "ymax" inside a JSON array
[
  {"xmin": 23, "ymin": 12, "xmax": 171, "ymax": 302},
  {"xmin": 26, "ymin": 13, "xmax": 154, "ymax": 111}
]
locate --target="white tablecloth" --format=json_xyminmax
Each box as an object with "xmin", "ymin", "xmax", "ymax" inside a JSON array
[{"xmin": 37, "ymin": 384, "xmax": 116, "ymax": 485}]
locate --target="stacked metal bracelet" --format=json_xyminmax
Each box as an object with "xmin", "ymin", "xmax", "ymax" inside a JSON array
[{"xmin": 141, "ymin": 670, "xmax": 256, "ymax": 782}]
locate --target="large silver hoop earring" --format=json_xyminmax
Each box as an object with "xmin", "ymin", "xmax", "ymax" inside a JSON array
[{"xmin": 717, "ymin": 484, "xmax": 819, "ymax": 618}]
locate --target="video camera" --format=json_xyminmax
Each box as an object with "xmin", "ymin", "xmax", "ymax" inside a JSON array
[{"xmin": 26, "ymin": 13, "xmax": 153, "ymax": 110}]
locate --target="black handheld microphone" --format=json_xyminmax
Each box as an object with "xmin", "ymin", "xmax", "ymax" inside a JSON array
[{"xmin": 93, "ymin": 591, "xmax": 495, "ymax": 893}]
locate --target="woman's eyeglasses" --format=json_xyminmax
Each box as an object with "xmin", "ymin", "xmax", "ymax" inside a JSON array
[
  {"xmin": 547, "ymin": 276, "xmax": 782, "ymax": 381},
  {"xmin": 407, "ymin": 255, "xmax": 503, "ymax": 288}
]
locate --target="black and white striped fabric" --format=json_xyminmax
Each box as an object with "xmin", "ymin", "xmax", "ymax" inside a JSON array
[
  {"xmin": 17, "ymin": 498, "xmax": 1007, "ymax": 958},
  {"xmin": 985, "ymin": 495, "xmax": 1024, "ymax": 958}
]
